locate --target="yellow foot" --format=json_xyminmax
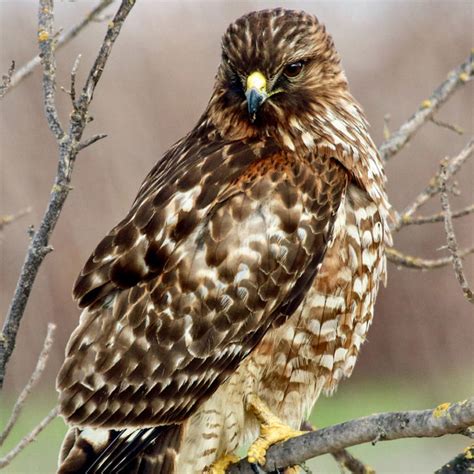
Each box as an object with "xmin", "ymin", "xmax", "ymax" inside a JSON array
[
  {"xmin": 204, "ymin": 453, "xmax": 240, "ymax": 474},
  {"xmin": 281, "ymin": 466, "xmax": 305, "ymax": 474},
  {"xmin": 246, "ymin": 393, "xmax": 304, "ymax": 467}
]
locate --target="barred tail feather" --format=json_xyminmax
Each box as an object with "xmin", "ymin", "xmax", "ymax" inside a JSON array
[{"xmin": 57, "ymin": 424, "xmax": 184, "ymax": 474}]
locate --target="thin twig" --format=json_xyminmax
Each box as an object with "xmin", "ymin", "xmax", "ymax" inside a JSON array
[
  {"xmin": 447, "ymin": 137, "xmax": 474, "ymax": 175},
  {"xmin": 38, "ymin": 0, "xmax": 64, "ymax": 140},
  {"xmin": 430, "ymin": 117, "xmax": 464, "ymax": 135},
  {"xmin": 0, "ymin": 323, "xmax": 56, "ymax": 447},
  {"xmin": 4, "ymin": 0, "xmax": 114, "ymax": 97},
  {"xmin": 0, "ymin": 0, "xmax": 137, "ymax": 389},
  {"xmin": 61, "ymin": 53, "xmax": 82, "ymax": 103},
  {"xmin": 0, "ymin": 61, "xmax": 15, "ymax": 99},
  {"xmin": 379, "ymin": 51, "xmax": 473, "ymax": 162},
  {"xmin": 387, "ymin": 246, "xmax": 474, "ymax": 270},
  {"xmin": 439, "ymin": 162, "xmax": 474, "ymax": 303},
  {"xmin": 70, "ymin": 53, "xmax": 82, "ymax": 106},
  {"xmin": 393, "ymin": 138, "xmax": 474, "ymax": 231},
  {"xmin": 0, "ymin": 207, "xmax": 32, "ymax": 232},
  {"xmin": 77, "ymin": 133, "xmax": 108, "ymax": 151},
  {"xmin": 382, "ymin": 113, "xmax": 391, "ymax": 141},
  {"xmin": 228, "ymin": 399, "xmax": 474, "ymax": 473},
  {"xmin": 0, "ymin": 407, "xmax": 59, "ymax": 469},
  {"xmin": 401, "ymin": 203, "xmax": 474, "ymax": 226},
  {"xmin": 331, "ymin": 449, "xmax": 374, "ymax": 474}
]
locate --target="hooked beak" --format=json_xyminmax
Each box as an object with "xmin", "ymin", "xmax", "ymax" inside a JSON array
[{"xmin": 245, "ymin": 71, "xmax": 268, "ymax": 122}]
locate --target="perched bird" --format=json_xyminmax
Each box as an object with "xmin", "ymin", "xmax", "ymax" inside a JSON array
[{"xmin": 57, "ymin": 8, "xmax": 391, "ymax": 474}]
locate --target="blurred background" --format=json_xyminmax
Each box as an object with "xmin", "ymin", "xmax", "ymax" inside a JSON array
[{"xmin": 1, "ymin": 1, "xmax": 473, "ymax": 473}]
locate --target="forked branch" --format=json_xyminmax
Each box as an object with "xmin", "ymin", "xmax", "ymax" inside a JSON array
[
  {"xmin": 0, "ymin": 0, "xmax": 137, "ymax": 389},
  {"xmin": 1, "ymin": 0, "xmax": 114, "ymax": 98},
  {"xmin": 379, "ymin": 50, "xmax": 473, "ymax": 162}
]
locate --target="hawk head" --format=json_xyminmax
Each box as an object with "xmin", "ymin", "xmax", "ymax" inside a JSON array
[{"xmin": 206, "ymin": 9, "xmax": 349, "ymax": 144}]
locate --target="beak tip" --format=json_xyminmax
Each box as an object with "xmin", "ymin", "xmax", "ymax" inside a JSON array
[{"xmin": 246, "ymin": 87, "xmax": 266, "ymax": 122}]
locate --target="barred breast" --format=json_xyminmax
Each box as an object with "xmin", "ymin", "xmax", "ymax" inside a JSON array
[{"xmin": 176, "ymin": 184, "xmax": 386, "ymax": 473}]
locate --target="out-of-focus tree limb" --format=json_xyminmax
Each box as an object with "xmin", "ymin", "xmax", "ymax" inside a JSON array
[
  {"xmin": 439, "ymin": 160, "xmax": 474, "ymax": 303},
  {"xmin": 400, "ymin": 203, "xmax": 474, "ymax": 226},
  {"xmin": 228, "ymin": 398, "xmax": 474, "ymax": 473},
  {"xmin": 0, "ymin": 61, "xmax": 15, "ymax": 99},
  {"xmin": 386, "ymin": 246, "xmax": 474, "ymax": 270},
  {"xmin": 0, "ymin": 407, "xmax": 59, "ymax": 469},
  {"xmin": 0, "ymin": 0, "xmax": 136, "ymax": 389},
  {"xmin": 0, "ymin": 207, "xmax": 32, "ymax": 232},
  {"xmin": 0, "ymin": 324, "xmax": 56, "ymax": 448},
  {"xmin": 0, "ymin": 0, "xmax": 114, "ymax": 99},
  {"xmin": 379, "ymin": 50, "xmax": 473, "ymax": 162},
  {"xmin": 387, "ymin": 139, "xmax": 474, "ymax": 277},
  {"xmin": 392, "ymin": 138, "xmax": 473, "ymax": 232},
  {"xmin": 378, "ymin": 54, "xmax": 474, "ymax": 281}
]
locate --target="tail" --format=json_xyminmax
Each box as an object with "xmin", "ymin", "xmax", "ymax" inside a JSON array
[{"xmin": 58, "ymin": 424, "xmax": 184, "ymax": 474}]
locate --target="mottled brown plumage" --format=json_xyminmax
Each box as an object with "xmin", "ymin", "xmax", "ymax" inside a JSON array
[{"xmin": 57, "ymin": 8, "xmax": 391, "ymax": 474}]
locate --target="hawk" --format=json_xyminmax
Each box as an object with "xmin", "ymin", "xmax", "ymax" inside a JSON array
[{"xmin": 57, "ymin": 8, "xmax": 391, "ymax": 474}]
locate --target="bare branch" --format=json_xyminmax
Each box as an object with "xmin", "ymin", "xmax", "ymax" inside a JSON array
[
  {"xmin": 4, "ymin": 0, "xmax": 114, "ymax": 97},
  {"xmin": 38, "ymin": 1, "xmax": 64, "ymax": 140},
  {"xmin": 379, "ymin": 51, "xmax": 473, "ymax": 162},
  {"xmin": 447, "ymin": 137, "xmax": 474, "ymax": 175},
  {"xmin": 439, "ymin": 161, "xmax": 474, "ymax": 303},
  {"xmin": 61, "ymin": 53, "xmax": 82, "ymax": 104},
  {"xmin": 393, "ymin": 138, "xmax": 474, "ymax": 231},
  {"xmin": 77, "ymin": 133, "xmax": 108, "ymax": 152},
  {"xmin": 430, "ymin": 116, "xmax": 464, "ymax": 135},
  {"xmin": 0, "ymin": 207, "xmax": 32, "ymax": 232},
  {"xmin": 0, "ymin": 323, "xmax": 56, "ymax": 447},
  {"xmin": 401, "ymin": 203, "xmax": 474, "ymax": 226},
  {"xmin": 0, "ymin": 0, "xmax": 137, "ymax": 389},
  {"xmin": 0, "ymin": 407, "xmax": 59, "ymax": 469},
  {"xmin": 228, "ymin": 399, "xmax": 474, "ymax": 473},
  {"xmin": 331, "ymin": 449, "xmax": 374, "ymax": 474},
  {"xmin": 0, "ymin": 61, "xmax": 15, "ymax": 99},
  {"xmin": 301, "ymin": 420, "xmax": 373, "ymax": 474},
  {"xmin": 382, "ymin": 113, "xmax": 391, "ymax": 140},
  {"xmin": 387, "ymin": 246, "xmax": 474, "ymax": 270}
]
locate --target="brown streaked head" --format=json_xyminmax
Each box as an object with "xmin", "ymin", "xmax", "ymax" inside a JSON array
[{"xmin": 207, "ymin": 9, "xmax": 348, "ymax": 138}]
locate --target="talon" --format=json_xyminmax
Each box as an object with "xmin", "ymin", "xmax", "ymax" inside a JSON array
[
  {"xmin": 205, "ymin": 453, "xmax": 240, "ymax": 474},
  {"xmin": 282, "ymin": 467, "xmax": 306, "ymax": 474},
  {"xmin": 245, "ymin": 393, "xmax": 304, "ymax": 468}
]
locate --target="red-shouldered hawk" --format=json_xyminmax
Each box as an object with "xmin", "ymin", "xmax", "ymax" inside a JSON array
[{"xmin": 56, "ymin": 8, "xmax": 391, "ymax": 474}]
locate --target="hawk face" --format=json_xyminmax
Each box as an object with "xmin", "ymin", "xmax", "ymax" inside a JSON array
[{"xmin": 207, "ymin": 9, "xmax": 349, "ymax": 144}]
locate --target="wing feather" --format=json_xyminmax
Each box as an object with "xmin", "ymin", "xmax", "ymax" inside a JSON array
[{"xmin": 57, "ymin": 136, "xmax": 347, "ymax": 433}]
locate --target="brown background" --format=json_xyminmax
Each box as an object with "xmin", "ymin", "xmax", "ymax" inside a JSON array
[{"xmin": 1, "ymin": 1, "xmax": 473, "ymax": 472}]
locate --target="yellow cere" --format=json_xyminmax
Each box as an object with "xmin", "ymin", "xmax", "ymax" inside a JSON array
[{"xmin": 246, "ymin": 71, "xmax": 267, "ymax": 93}]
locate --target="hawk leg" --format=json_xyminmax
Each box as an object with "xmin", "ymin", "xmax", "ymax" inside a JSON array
[
  {"xmin": 246, "ymin": 393, "xmax": 304, "ymax": 468},
  {"xmin": 204, "ymin": 453, "xmax": 240, "ymax": 474}
]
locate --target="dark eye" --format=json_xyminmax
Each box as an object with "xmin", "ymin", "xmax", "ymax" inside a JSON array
[{"xmin": 283, "ymin": 61, "xmax": 304, "ymax": 78}]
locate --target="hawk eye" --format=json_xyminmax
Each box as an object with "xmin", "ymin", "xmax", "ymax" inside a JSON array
[{"xmin": 283, "ymin": 61, "xmax": 304, "ymax": 78}]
